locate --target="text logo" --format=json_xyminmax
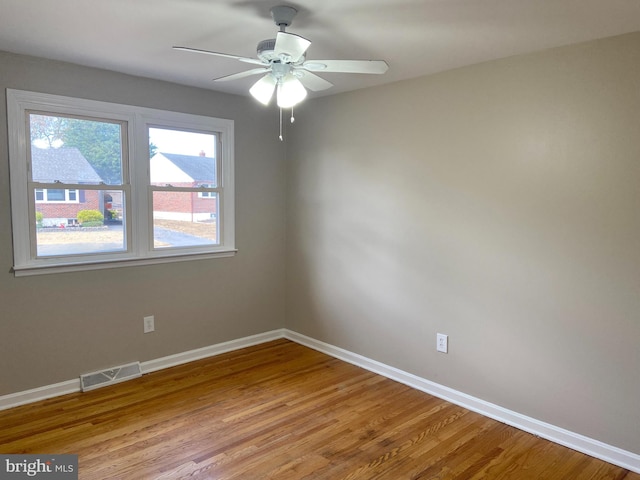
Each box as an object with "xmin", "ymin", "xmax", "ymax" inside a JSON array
[{"xmin": 0, "ymin": 455, "xmax": 77, "ymax": 479}]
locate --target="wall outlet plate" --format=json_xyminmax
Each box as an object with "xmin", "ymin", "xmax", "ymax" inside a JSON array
[
  {"xmin": 437, "ymin": 333, "xmax": 448, "ymax": 353},
  {"xmin": 144, "ymin": 315, "xmax": 155, "ymax": 333}
]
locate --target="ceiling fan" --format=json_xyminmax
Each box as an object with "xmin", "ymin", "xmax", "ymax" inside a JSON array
[{"xmin": 173, "ymin": 5, "xmax": 389, "ymax": 109}]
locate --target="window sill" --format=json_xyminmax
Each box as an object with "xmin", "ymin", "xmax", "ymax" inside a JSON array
[{"xmin": 12, "ymin": 249, "xmax": 238, "ymax": 277}]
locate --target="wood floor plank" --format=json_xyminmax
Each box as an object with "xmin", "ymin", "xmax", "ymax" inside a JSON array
[{"xmin": 0, "ymin": 339, "xmax": 635, "ymax": 479}]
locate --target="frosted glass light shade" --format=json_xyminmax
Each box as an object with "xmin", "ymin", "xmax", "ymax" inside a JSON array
[
  {"xmin": 250, "ymin": 75, "xmax": 277, "ymax": 105},
  {"xmin": 277, "ymin": 75, "xmax": 307, "ymax": 108}
]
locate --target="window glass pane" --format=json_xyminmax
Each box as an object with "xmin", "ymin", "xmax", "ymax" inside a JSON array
[
  {"xmin": 68, "ymin": 189, "xmax": 77, "ymax": 201},
  {"xmin": 35, "ymin": 189, "xmax": 44, "ymax": 201},
  {"xmin": 103, "ymin": 191, "xmax": 123, "ymax": 223},
  {"xmin": 36, "ymin": 192, "xmax": 127, "ymax": 257},
  {"xmin": 29, "ymin": 113, "xmax": 123, "ymax": 185},
  {"xmin": 153, "ymin": 191, "xmax": 218, "ymax": 249},
  {"xmin": 149, "ymin": 128, "xmax": 217, "ymax": 188},
  {"xmin": 47, "ymin": 189, "xmax": 65, "ymax": 201}
]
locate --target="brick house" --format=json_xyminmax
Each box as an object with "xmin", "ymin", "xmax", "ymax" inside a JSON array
[
  {"xmin": 150, "ymin": 152, "xmax": 217, "ymax": 222},
  {"xmin": 31, "ymin": 147, "xmax": 103, "ymax": 226}
]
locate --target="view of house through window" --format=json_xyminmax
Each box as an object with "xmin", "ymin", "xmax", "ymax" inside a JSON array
[
  {"xmin": 30, "ymin": 113, "xmax": 127, "ymax": 257},
  {"xmin": 149, "ymin": 128, "xmax": 219, "ymax": 248},
  {"xmin": 29, "ymin": 120, "xmax": 222, "ymax": 256}
]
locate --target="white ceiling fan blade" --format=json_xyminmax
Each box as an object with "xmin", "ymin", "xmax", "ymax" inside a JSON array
[
  {"xmin": 302, "ymin": 59, "xmax": 389, "ymax": 74},
  {"xmin": 295, "ymin": 70, "xmax": 333, "ymax": 92},
  {"xmin": 173, "ymin": 46, "xmax": 266, "ymax": 66},
  {"xmin": 273, "ymin": 32, "xmax": 311, "ymax": 63},
  {"xmin": 249, "ymin": 75, "xmax": 277, "ymax": 105},
  {"xmin": 214, "ymin": 68, "xmax": 270, "ymax": 82}
]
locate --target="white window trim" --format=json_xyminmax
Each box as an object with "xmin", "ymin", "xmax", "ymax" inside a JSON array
[{"xmin": 8, "ymin": 89, "xmax": 236, "ymax": 276}]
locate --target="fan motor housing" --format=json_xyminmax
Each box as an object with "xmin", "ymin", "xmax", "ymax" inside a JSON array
[
  {"xmin": 257, "ymin": 38, "xmax": 306, "ymax": 64},
  {"xmin": 257, "ymin": 39, "xmax": 277, "ymax": 63}
]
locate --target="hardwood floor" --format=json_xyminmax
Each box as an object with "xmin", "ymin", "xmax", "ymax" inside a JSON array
[{"xmin": 0, "ymin": 339, "xmax": 638, "ymax": 479}]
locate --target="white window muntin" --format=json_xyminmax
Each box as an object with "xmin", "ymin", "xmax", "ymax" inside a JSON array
[{"xmin": 8, "ymin": 89, "xmax": 235, "ymax": 275}]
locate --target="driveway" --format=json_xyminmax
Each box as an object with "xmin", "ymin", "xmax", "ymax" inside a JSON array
[{"xmin": 37, "ymin": 224, "xmax": 213, "ymax": 256}]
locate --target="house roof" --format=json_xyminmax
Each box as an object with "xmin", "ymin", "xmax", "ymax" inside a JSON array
[
  {"xmin": 158, "ymin": 153, "xmax": 216, "ymax": 184},
  {"xmin": 31, "ymin": 147, "xmax": 103, "ymax": 184}
]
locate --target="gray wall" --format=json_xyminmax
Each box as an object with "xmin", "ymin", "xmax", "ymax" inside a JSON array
[
  {"xmin": 0, "ymin": 51, "xmax": 287, "ymax": 394},
  {"xmin": 286, "ymin": 32, "xmax": 640, "ymax": 454}
]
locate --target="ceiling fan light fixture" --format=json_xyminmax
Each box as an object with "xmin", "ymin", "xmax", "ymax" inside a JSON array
[
  {"xmin": 277, "ymin": 75, "xmax": 307, "ymax": 108},
  {"xmin": 249, "ymin": 74, "xmax": 277, "ymax": 105}
]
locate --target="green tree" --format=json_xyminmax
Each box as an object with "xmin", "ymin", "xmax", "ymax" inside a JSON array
[
  {"xmin": 149, "ymin": 141, "xmax": 158, "ymax": 159},
  {"xmin": 61, "ymin": 119, "xmax": 122, "ymax": 184},
  {"xmin": 30, "ymin": 114, "xmax": 68, "ymax": 147},
  {"xmin": 30, "ymin": 115, "xmax": 157, "ymax": 185}
]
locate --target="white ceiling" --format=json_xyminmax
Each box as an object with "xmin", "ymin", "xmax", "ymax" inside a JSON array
[{"xmin": 1, "ymin": 0, "xmax": 640, "ymax": 99}]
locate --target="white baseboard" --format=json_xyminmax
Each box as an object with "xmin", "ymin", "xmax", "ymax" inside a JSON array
[
  {"xmin": 140, "ymin": 329, "xmax": 286, "ymax": 374},
  {"xmin": 283, "ymin": 329, "xmax": 640, "ymax": 474},
  {"xmin": 0, "ymin": 329, "xmax": 286, "ymax": 411},
  {"xmin": 0, "ymin": 379, "xmax": 81, "ymax": 411},
  {"xmin": 1, "ymin": 328, "xmax": 638, "ymax": 473}
]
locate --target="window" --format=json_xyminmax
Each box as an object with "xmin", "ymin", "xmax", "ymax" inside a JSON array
[
  {"xmin": 35, "ymin": 189, "xmax": 80, "ymax": 203},
  {"xmin": 198, "ymin": 186, "xmax": 216, "ymax": 199},
  {"xmin": 8, "ymin": 90, "xmax": 235, "ymax": 275}
]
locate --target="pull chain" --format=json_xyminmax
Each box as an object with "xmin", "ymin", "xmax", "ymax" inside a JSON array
[{"xmin": 278, "ymin": 107, "xmax": 297, "ymax": 141}]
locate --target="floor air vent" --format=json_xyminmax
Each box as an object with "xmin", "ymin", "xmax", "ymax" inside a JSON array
[{"xmin": 80, "ymin": 362, "xmax": 142, "ymax": 392}]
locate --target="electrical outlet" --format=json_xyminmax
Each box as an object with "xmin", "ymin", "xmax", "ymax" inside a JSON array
[
  {"xmin": 436, "ymin": 333, "xmax": 448, "ymax": 353},
  {"xmin": 143, "ymin": 315, "xmax": 155, "ymax": 334}
]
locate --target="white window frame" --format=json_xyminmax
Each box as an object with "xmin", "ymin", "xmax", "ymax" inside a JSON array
[
  {"xmin": 8, "ymin": 89, "xmax": 236, "ymax": 276},
  {"xmin": 35, "ymin": 188, "xmax": 80, "ymax": 203}
]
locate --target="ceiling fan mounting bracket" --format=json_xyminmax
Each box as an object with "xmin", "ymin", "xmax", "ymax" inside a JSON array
[{"xmin": 270, "ymin": 5, "xmax": 297, "ymax": 30}]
